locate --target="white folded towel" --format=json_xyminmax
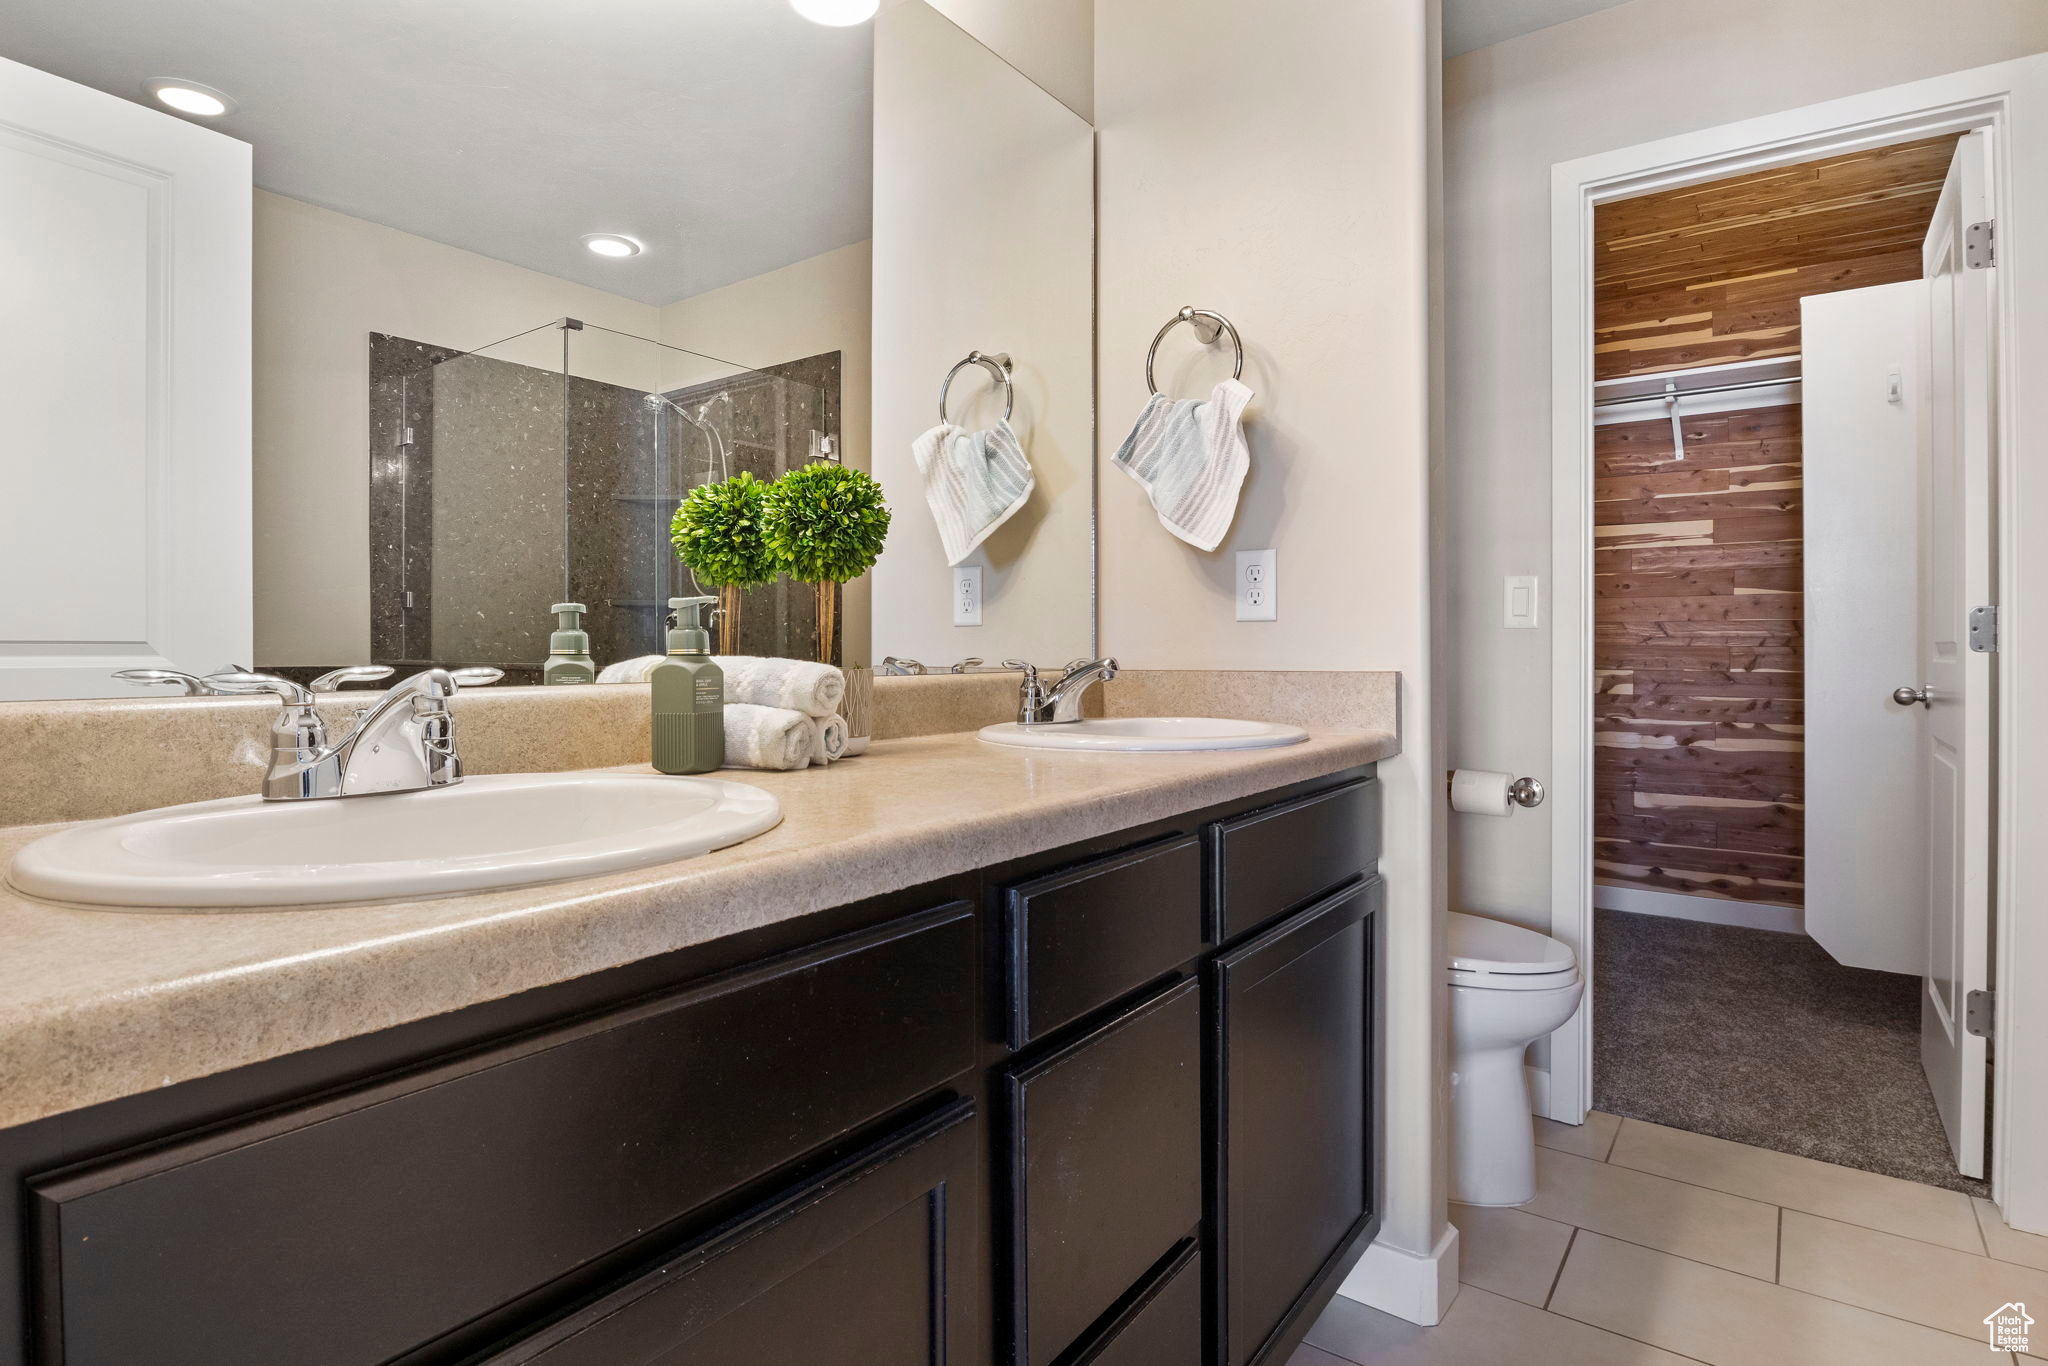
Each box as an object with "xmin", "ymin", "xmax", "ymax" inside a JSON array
[
  {"xmin": 715, "ymin": 656, "xmax": 846, "ymax": 718},
  {"xmin": 596, "ymin": 654, "xmax": 664, "ymax": 684},
  {"xmin": 911, "ymin": 420, "xmax": 1035, "ymax": 566},
  {"xmin": 722, "ymin": 702, "xmax": 815, "ymax": 771},
  {"xmin": 805, "ymin": 713, "xmax": 849, "ymax": 766},
  {"xmin": 1111, "ymin": 378, "xmax": 1253, "ymax": 552}
]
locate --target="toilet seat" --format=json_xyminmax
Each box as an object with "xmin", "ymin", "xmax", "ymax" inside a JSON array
[{"xmin": 1446, "ymin": 911, "xmax": 1577, "ymax": 990}]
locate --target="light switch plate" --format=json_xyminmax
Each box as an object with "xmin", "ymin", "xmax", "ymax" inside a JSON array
[
  {"xmin": 1236, "ymin": 549, "xmax": 1277, "ymax": 621},
  {"xmin": 1503, "ymin": 574, "xmax": 1539, "ymax": 628},
  {"xmin": 952, "ymin": 565, "xmax": 982, "ymax": 626}
]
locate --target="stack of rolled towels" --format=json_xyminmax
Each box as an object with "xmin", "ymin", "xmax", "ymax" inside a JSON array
[
  {"xmin": 717, "ymin": 656, "xmax": 849, "ymax": 772},
  {"xmin": 596, "ymin": 654, "xmax": 851, "ymax": 772}
]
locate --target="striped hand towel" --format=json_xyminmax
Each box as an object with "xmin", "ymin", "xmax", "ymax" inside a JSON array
[
  {"xmin": 911, "ymin": 420, "xmax": 1035, "ymax": 566},
  {"xmin": 1111, "ymin": 378, "xmax": 1253, "ymax": 552}
]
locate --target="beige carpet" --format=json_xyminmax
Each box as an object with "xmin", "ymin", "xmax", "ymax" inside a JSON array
[{"xmin": 1592, "ymin": 907, "xmax": 1987, "ymax": 1196}]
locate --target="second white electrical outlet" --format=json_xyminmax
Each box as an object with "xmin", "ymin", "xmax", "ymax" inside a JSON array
[
  {"xmin": 1235, "ymin": 549, "xmax": 1277, "ymax": 621},
  {"xmin": 953, "ymin": 565, "xmax": 983, "ymax": 626}
]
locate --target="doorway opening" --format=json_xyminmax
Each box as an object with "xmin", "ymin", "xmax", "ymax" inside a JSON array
[{"xmin": 1571, "ymin": 131, "xmax": 1998, "ymax": 1194}]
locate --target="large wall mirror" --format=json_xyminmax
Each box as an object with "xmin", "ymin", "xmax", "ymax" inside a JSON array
[{"xmin": 2, "ymin": 0, "xmax": 1095, "ymax": 697}]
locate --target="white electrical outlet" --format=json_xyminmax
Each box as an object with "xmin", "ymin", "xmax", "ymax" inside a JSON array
[
  {"xmin": 1235, "ymin": 549, "xmax": 1277, "ymax": 621},
  {"xmin": 952, "ymin": 565, "xmax": 983, "ymax": 626}
]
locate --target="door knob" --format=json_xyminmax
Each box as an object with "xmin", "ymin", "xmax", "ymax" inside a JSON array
[{"xmin": 1892, "ymin": 685, "xmax": 1931, "ymax": 708}]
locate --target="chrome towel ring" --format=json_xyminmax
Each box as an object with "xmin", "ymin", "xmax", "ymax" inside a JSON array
[
  {"xmin": 1145, "ymin": 306, "xmax": 1244, "ymax": 396},
  {"xmin": 938, "ymin": 350, "xmax": 1014, "ymax": 425}
]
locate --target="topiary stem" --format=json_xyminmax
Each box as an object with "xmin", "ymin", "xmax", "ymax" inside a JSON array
[
  {"xmin": 717, "ymin": 583, "xmax": 744, "ymax": 656},
  {"xmin": 815, "ymin": 582, "xmax": 837, "ymax": 665}
]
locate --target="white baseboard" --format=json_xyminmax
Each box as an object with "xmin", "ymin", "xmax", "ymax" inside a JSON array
[
  {"xmin": 1337, "ymin": 1224, "xmax": 1460, "ymax": 1326},
  {"xmin": 1526, "ymin": 1063, "xmax": 1553, "ymax": 1119},
  {"xmin": 1594, "ymin": 883, "xmax": 1804, "ymax": 934}
]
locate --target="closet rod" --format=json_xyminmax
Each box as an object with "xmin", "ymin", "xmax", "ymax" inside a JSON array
[{"xmin": 1593, "ymin": 373, "xmax": 1802, "ymax": 409}]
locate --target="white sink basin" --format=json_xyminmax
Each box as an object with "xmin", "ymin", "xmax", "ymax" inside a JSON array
[
  {"xmin": 978, "ymin": 717, "xmax": 1308, "ymax": 753},
  {"xmin": 7, "ymin": 772, "xmax": 782, "ymax": 911}
]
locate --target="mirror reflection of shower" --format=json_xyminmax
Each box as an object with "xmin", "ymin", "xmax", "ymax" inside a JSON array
[{"xmin": 645, "ymin": 390, "xmax": 734, "ymax": 601}]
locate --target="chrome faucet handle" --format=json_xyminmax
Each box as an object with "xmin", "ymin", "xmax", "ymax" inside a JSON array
[
  {"xmin": 1001, "ymin": 659, "xmax": 1040, "ymax": 682},
  {"xmin": 448, "ymin": 666, "xmax": 504, "ymax": 688},
  {"xmin": 112, "ymin": 668, "xmax": 211, "ymax": 696},
  {"xmin": 949, "ymin": 657, "xmax": 985, "ymax": 674},
  {"xmin": 1004, "ymin": 660, "xmax": 1054, "ymax": 725},
  {"xmin": 881, "ymin": 655, "xmax": 928, "ymax": 676},
  {"xmin": 309, "ymin": 665, "xmax": 396, "ymax": 693},
  {"xmin": 208, "ymin": 672, "xmax": 317, "ymax": 707}
]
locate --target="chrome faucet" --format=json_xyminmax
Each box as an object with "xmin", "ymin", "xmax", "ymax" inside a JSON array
[
  {"xmin": 1004, "ymin": 657, "xmax": 1119, "ymax": 725},
  {"xmin": 204, "ymin": 666, "xmax": 502, "ymax": 800}
]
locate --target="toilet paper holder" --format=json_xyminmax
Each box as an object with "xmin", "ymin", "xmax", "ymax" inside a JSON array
[{"xmin": 1443, "ymin": 772, "xmax": 1546, "ymax": 809}]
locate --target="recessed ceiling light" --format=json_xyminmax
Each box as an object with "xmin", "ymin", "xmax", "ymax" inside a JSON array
[
  {"xmin": 582, "ymin": 233, "xmax": 643, "ymax": 259},
  {"xmin": 791, "ymin": 0, "xmax": 879, "ymax": 26},
  {"xmin": 142, "ymin": 78, "xmax": 236, "ymax": 117}
]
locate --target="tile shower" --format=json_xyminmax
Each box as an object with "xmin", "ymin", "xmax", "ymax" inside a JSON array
[{"xmin": 368, "ymin": 323, "xmax": 844, "ymax": 679}]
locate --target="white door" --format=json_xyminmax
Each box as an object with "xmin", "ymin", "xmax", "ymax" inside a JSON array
[
  {"xmin": 1801, "ymin": 282, "xmax": 1927, "ymax": 976},
  {"xmin": 0, "ymin": 55, "xmax": 251, "ymax": 700},
  {"xmin": 1916, "ymin": 129, "xmax": 1997, "ymax": 1179}
]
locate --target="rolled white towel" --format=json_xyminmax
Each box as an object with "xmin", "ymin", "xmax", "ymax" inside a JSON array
[
  {"xmin": 805, "ymin": 713, "xmax": 850, "ymax": 766},
  {"xmin": 722, "ymin": 702, "xmax": 814, "ymax": 771},
  {"xmin": 596, "ymin": 654, "xmax": 664, "ymax": 684},
  {"xmin": 715, "ymin": 655, "xmax": 846, "ymax": 719}
]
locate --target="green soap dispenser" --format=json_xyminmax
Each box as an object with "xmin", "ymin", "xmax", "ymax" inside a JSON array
[
  {"xmin": 651, "ymin": 596, "xmax": 724, "ymax": 774},
  {"xmin": 543, "ymin": 602, "xmax": 596, "ymax": 685}
]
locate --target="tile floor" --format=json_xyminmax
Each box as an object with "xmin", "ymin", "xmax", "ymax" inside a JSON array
[{"xmin": 1293, "ymin": 1112, "xmax": 2048, "ymax": 1366}]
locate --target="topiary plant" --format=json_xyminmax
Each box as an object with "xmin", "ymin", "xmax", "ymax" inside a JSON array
[
  {"xmin": 670, "ymin": 472, "xmax": 777, "ymax": 588},
  {"xmin": 761, "ymin": 461, "xmax": 892, "ymax": 585}
]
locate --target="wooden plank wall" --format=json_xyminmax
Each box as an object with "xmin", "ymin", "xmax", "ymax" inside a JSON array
[{"xmin": 1590, "ymin": 136, "xmax": 1959, "ymax": 909}]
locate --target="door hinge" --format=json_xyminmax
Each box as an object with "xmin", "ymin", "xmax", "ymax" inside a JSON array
[
  {"xmin": 1966, "ymin": 988, "xmax": 1996, "ymax": 1039},
  {"xmin": 1966, "ymin": 220, "xmax": 1996, "ymax": 269},
  {"xmin": 1969, "ymin": 604, "xmax": 2000, "ymax": 653}
]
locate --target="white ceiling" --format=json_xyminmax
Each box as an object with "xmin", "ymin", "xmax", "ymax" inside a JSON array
[
  {"xmin": 2, "ymin": 0, "xmax": 875, "ymax": 307},
  {"xmin": 1443, "ymin": 0, "xmax": 1634, "ymax": 58}
]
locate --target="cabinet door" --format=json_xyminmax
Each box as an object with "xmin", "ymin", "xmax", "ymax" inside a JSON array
[
  {"xmin": 483, "ymin": 1100, "xmax": 979, "ymax": 1366},
  {"xmin": 1006, "ymin": 979, "xmax": 1202, "ymax": 1366},
  {"xmin": 1213, "ymin": 878, "xmax": 1379, "ymax": 1366}
]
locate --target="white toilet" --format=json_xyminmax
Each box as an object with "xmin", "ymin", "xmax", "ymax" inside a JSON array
[{"xmin": 1447, "ymin": 910, "xmax": 1583, "ymax": 1206}]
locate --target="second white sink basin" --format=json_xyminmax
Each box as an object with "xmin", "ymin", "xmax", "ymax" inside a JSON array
[
  {"xmin": 978, "ymin": 716, "xmax": 1309, "ymax": 753},
  {"xmin": 7, "ymin": 772, "xmax": 782, "ymax": 910}
]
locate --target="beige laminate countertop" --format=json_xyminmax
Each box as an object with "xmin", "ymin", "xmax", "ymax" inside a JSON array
[{"xmin": 0, "ymin": 727, "xmax": 1395, "ymax": 1131}]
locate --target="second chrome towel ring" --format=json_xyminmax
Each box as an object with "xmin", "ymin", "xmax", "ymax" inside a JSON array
[
  {"xmin": 938, "ymin": 350, "xmax": 1014, "ymax": 425},
  {"xmin": 1145, "ymin": 306, "xmax": 1244, "ymax": 396}
]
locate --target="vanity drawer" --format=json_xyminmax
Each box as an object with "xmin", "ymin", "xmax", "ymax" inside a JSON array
[
  {"xmin": 30, "ymin": 904, "xmax": 978, "ymax": 1366},
  {"xmin": 1004, "ymin": 834, "xmax": 1203, "ymax": 1047},
  {"xmin": 1207, "ymin": 777, "xmax": 1379, "ymax": 942},
  {"xmin": 1070, "ymin": 1242, "xmax": 1204, "ymax": 1366},
  {"xmin": 1006, "ymin": 978, "xmax": 1202, "ymax": 1366}
]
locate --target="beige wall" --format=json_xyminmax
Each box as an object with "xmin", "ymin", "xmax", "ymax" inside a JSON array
[
  {"xmin": 919, "ymin": 0, "xmax": 1094, "ymax": 121},
  {"xmin": 1442, "ymin": 0, "xmax": 2048, "ymax": 936},
  {"xmin": 1096, "ymin": 0, "xmax": 1444, "ymax": 1289},
  {"xmin": 871, "ymin": 0, "xmax": 1096, "ymax": 668},
  {"xmin": 252, "ymin": 190, "xmax": 659, "ymax": 664}
]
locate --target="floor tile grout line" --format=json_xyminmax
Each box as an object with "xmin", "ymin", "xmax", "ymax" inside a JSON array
[
  {"xmin": 1531, "ymin": 1300, "xmax": 1719, "ymax": 1366},
  {"xmin": 1592, "ymin": 1150, "xmax": 1991, "ymax": 1258},
  {"xmin": 1542, "ymin": 1249, "xmax": 2016, "ymax": 1360},
  {"xmin": 1775, "ymin": 1204, "xmax": 1784, "ymax": 1284},
  {"xmin": 1543, "ymin": 1287, "xmax": 1999, "ymax": 1363},
  {"xmin": 1601, "ymin": 1115, "xmax": 1623, "ymax": 1162},
  {"xmin": 1542, "ymin": 1225, "xmax": 1580, "ymax": 1310}
]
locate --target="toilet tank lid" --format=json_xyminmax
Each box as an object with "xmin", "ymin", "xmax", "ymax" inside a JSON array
[{"xmin": 1448, "ymin": 911, "xmax": 1575, "ymax": 975}]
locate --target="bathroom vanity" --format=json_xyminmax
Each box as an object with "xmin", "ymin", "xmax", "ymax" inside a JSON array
[{"xmin": 0, "ymin": 723, "xmax": 1389, "ymax": 1366}]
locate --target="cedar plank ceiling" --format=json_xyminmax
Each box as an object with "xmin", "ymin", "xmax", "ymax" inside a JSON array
[{"xmin": 1590, "ymin": 134, "xmax": 1959, "ymax": 910}]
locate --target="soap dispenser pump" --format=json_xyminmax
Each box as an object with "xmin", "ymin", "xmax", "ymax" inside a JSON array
[
  {"xmin": 651, "ymin": 596, "xmax": 724, "ymax": 774},
  {"xmin": 544, "ymin": 602, "xmax": 595, "ymax": 685}
]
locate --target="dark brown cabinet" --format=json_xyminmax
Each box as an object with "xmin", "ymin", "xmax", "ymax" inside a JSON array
[
  {"xmin": 482, "ymin": 1101, "xmax": 979, "ymax": 1366},
  {"xmin": 0, "ymin": 766, "xmax": 1382, "ymax": 1366},
  {"xmin": 1212, "ymin": 878, "xmax": 1380, "ymax": 1366},
  {"xmin": 1004, "ymin": 979, "xmax": 1202, "ymax": 1366}
]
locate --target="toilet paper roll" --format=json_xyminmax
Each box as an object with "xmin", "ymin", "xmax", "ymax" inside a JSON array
[{"xmin": 1450, "ymin": 768, "xmax": 1514, "ymax": 816}]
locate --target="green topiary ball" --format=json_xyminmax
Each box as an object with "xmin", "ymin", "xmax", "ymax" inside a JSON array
[
  {"xmin": 762, "ymin": 462, "xmax": 892, "ymax": 584},
  {"xmin": 670, "ymin": 472, "xmax": 778, "ymax": 588}
]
